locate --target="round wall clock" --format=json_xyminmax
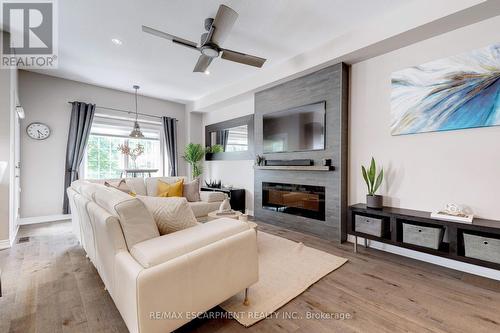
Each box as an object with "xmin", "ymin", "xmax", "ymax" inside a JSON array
[{"xmin": 26, "ymin": 122, "xmax": 51, "ymax": 140}]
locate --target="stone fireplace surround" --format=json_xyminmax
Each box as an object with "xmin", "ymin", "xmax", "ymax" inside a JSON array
[{"xmin": 254, "ymin": 63, "xmax": 349, "ymax": 242}]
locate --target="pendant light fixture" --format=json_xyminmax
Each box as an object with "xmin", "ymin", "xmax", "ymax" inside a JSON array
[{"xmin": 129, "ymin": 85, "xmax": 145, "ymax": 138}]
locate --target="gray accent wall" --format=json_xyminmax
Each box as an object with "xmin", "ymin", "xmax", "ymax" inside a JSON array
[{"xmin": 254, "ymin": 63, "xmax": 349, "ymax": 242}]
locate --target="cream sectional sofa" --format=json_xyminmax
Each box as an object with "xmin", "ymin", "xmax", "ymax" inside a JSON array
[
  {"xmin": 86, "ymin": 176, "xmax": 226, "ymax": 218},
  {"xmin": 67, "ymin": 180, "xmax": 258, "ymax": 333}
]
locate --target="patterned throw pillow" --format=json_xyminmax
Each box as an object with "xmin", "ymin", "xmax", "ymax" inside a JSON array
[
  {"xmin": 104, "ymin": 179, "xmax": 135, "ymax": 196},
  {"xmin": 183, "ymin": 178, "xmax": 201, "ymax": 202},
  {"xmin": 137, "ymin": 196, "xmax": 198, "ymax": 234},
  {"xmin": 157, "ymin": 179, "xmax": 184, "ymax": 197}
]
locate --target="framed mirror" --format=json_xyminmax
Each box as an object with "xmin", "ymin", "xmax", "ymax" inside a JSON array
[{"xmin": 205, "ymin": 114, "xmax": 254, "ymax": 160}]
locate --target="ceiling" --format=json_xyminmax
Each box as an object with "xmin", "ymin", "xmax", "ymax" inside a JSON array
[{"xmin": 29, "ymin": 0, "xmax": 415, "ymax": 103}]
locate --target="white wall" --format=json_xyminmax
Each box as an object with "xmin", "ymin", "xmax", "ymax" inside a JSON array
[
  {"xmin": 202, "ymin": 94, "xmax": 255, "ymax": 215},
  {"xmin": 349, "ymin": 15, "xmax": 500, "ymax": 221},
  {"xmin": 18, "ymin": 71, "xmax": 187, "ymax": 218}
]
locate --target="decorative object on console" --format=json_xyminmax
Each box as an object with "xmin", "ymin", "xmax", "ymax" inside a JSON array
[
  {"xmin": 391, "ymin": 43, "xmax": 500, "ymax": 135},
  {"xmin": 219, "ymin": 198, "xmax": 232, "ymax": 212},
  {"xmin": 431, "ymin": 203, "xmax": 474, "ymax": 224},
  {"xmin": 118, "ymin": 143, "xmax": 144, "ymax": 169},
  {"xmin": 361, "ymin": 157, "xmax": 384, "ymax": 209},
  {"xmin": 205, "ymin": 179, "xmax": 222, "ymax": 188},
  {"xmin": 183, "ymin": 143, "xmax": 205, "ymax": 178},
  {"xmin": 255, "ymin": 154, "xmax": 265, "ymax": 166}
]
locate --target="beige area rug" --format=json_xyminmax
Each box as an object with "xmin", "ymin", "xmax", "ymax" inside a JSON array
[{"xmin": 220, "ymin": 231, "xmax": 347, "ymax": 327}]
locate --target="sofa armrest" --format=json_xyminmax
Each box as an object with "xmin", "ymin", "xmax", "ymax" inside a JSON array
[
  {"xmin": 136, "ymin": 228, "xmax": 258, "ymax": 333},
  {"xmin": 199, "ymin": 191, "xmax": 226, "ymax": 203},
  {"xmin": 130, "ymin": 218, "xmax": 251, "ymax": 268}
]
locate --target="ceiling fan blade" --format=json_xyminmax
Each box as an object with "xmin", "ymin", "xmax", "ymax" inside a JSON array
[
  {"xmin": 193, "ymin": 55, "xmax": 213, "ymax": 72},
  {"xmin": 221, "ymin": 49, "xmax": 266, "ymax": 68},
  {"xmin": 211, "ymin": 5, "xmax": 238, "ymax": 45},
  {"xmin": 142, "ymin": 25, "xmax": 198, "ymax": 50}
]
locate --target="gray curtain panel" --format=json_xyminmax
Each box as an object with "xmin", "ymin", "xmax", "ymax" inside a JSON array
[
  {"xmin": 162, "ymin": 116, "xmax": 178, "ymax": 176},
  {"xmin": 216, "ymin": 129, "xmax": 229, "ymax": 151},
  {"xmin": 63, "ymin": 102, "xmax": 95, "ymax": 214}
]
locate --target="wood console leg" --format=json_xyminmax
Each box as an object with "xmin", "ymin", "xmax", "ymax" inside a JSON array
[
  {"xmin": 364, "ymin": 238, "xmax": 368, "ymax": 248},
  {"xmin": 354, "ymin": 236, "xmax": 358, "ymax": 253},
  {"xmin": 243, "ymin": 288, "xmax": 250, "ymax": 306}
]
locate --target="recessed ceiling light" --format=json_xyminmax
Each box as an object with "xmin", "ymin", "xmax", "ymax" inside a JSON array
[
  {"xmin": 111, "ymin": 38, "xmax": 123, "ymax": 46},
  {"xmin": 204, "ymin": 70, "xmax": 210, "ymax": 75}
]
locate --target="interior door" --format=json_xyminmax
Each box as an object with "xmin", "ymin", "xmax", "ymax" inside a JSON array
[{"xmin": 14, "ymin": 111, "xmax": 20, "ymax": 220}]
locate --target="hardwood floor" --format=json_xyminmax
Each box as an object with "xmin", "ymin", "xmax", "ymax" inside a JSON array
[{"xmin": 1, "ymin": 221, "xmax": 500, "ymax": 333}]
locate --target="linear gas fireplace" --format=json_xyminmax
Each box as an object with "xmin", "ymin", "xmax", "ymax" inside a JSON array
[{"xmin": 262, "ymin": 182, "xmax": 325, "ymax": 221}]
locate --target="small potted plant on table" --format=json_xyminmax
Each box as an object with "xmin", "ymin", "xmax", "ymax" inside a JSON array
[{"xmin": 362, "ymin": 157, "xmax": 384, "ymax": 209}]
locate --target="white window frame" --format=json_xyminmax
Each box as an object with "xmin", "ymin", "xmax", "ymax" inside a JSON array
[{"xmin": 80, "ymin": 116, "xmax": 166, "ymax": 179}]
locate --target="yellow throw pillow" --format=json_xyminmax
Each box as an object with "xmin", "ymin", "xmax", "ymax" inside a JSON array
[{"xmin": 157, "ymin": 179, "xmax": 184, "ymax": 197}]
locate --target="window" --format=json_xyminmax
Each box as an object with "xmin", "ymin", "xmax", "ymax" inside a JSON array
[
  {"xmin": 225, "ymin": 125, "xmax": 248, "ymax": 152},
  {"xmin": 83, "ymin": 121, "xmax": 163, "ymax": 179}
]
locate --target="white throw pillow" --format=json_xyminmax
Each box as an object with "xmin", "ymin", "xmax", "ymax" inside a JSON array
[
  {"xmin": 137, "ymin": 195, "xmax": 198, "ymax": 235},
  {"xmin": 113, "ymin": 198, "xmax": 160, "ymax": 250}
]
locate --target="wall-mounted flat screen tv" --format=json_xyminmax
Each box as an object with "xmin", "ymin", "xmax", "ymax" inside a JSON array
[{"xmin": 263, "ymin": 101, "xmax": 326, "ymax": 153}]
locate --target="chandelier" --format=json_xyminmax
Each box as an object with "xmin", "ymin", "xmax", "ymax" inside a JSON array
[{"xmin": 129, "ymin": 85, "xmax": 144, "ymax": 138}]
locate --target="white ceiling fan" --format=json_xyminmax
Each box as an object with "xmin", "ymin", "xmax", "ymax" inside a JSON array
[{"xmin": 142, "ymin": 4, "xmax": 266, "ymax": 73}]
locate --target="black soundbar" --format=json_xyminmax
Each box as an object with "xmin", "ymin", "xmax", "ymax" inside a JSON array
[{"xmin": 264, "ymin": 159, "xmax": 313, "ymax": 166}]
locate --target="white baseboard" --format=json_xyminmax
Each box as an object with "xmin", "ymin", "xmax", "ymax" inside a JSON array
[
  {"xmin": 0, "ymin": 239, "xmax": 11, "ymax": 250},
  {"xmin": 18, "ymin": 214, "xmax": 71, "ymax": 225},
  {"xmin": 347, "ymin": 235, "xmax": 500, "ymax": 281},
  {"xmin": 9, "ymin": 224, "xmax": 19, "ymax": 246}
]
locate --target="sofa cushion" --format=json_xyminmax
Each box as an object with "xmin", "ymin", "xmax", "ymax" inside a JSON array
[
  {"xmin": 188, "ymin": 201, "xmax": 223, "ymax": 218},
  {"xmin": 125, "ymin": 178, "xmax": 147, "ymax": 196},
  {"xmin": 200, "ymin": 191, "xmax": 227, "ymax": 203},
  {"xmin": 130, "ymin": 218, "xmax": 250, "ymax": 268},
  {"xmin": 183, "ymin": 178, "xmax": 201, "ymax": 202},
  {"xmin": 157, "ymin": 179, "xmax": 184, "ymax": 197},
  {"xmin": 114, "ymin": 198, "xmax": 160, "ymax": 250},
  {"xmin": 145, "ymin": 177, "xmax": 187, "ymax": 196},
  {"xmin": 137, "ymin": 196, "xmax": 198, "ymax": 234}
]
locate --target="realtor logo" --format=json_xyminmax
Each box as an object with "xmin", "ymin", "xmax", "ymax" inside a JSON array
[{"xmin": 1, "ymin": 0, "xmax": 58, "ymax": 68}]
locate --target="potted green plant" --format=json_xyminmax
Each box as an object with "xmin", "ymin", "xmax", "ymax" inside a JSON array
[
  {"xmin": 183, "ymin": 143, "xmax": 205, "ymax": 179},
  {"xmin": 362, "ymin": 157, "xmax": 384, "ymax": 209}
]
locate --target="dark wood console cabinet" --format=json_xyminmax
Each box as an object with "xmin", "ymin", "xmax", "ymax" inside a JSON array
[
  {"xmin": 200, "ymin": 187, "xmax": 246, "ymax": 213},
  {"xmin": 349, "ymin": 204, "xmax": 500, "ymax": 270}
]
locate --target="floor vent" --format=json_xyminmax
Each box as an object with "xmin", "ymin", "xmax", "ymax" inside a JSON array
[{"xmin": 18, "ymin": 237, "xmax": 30, "ymax": 243}]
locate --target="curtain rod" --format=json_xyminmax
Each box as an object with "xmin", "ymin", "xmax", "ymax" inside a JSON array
[{"xmin": 67, "ymin": 102, "xmax": 178, "ymax": 121}]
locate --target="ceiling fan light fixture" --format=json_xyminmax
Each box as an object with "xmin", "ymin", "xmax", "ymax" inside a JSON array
[
  {"xmin": 129, "ymin": 85, "xmax": 145, "ymax": 138},
  {"xmin": 200, "ymin": 45, "xmax": 219, "ymax": 58}
]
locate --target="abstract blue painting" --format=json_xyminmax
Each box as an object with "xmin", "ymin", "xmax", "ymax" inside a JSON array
[{"xmin": 391, "ymin": 43, "xmax": 500, "ymax": 135}]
